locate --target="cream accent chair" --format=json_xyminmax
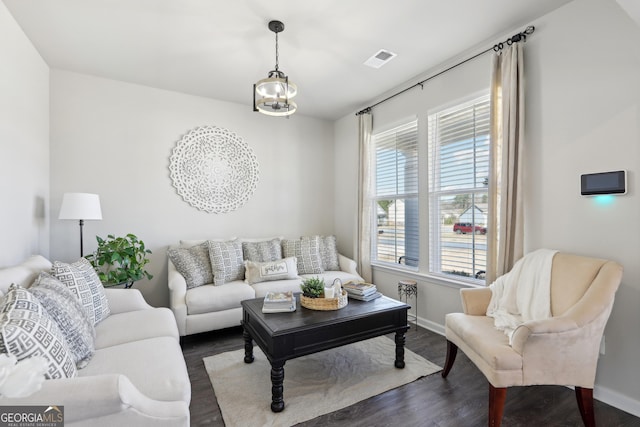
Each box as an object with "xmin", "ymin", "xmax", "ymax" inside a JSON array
[{"xmin": 442, "ymin": 252, "xmax": 623, "ymax": 427}]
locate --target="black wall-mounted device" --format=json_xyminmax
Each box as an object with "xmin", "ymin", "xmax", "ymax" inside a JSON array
[{"xmin": 580, "ymin": 170, "xmax": 627, "ymax": 196}]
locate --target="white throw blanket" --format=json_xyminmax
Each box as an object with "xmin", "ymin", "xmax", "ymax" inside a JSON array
[{"xmin": 486, "ymin": 248, "xmax": 558, "ymax": 344}]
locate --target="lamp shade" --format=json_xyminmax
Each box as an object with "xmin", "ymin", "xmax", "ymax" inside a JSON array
[
  {"xmin": 254, "ymin": 73, "xmax": 298, "ymax": 116},
  {"xmin": 255, "ymin": 76, "xmax": 298, "ymax": 99},
  {"xmin": 58, "ymin": 193, "xmax": 102, "ymax": 220}
]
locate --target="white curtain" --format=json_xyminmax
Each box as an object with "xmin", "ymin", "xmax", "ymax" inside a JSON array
[
  {"xmin": 357, "ymin": 112, "xmax": 373, "ymax": 283},
  {"xmin": 486, "ymin": 43, "xmax": 525, "ymax": 284}
]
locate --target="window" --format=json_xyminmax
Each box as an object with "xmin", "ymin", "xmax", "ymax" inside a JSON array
[
  {"xmin": 428, "ymin": 95, "xmax": 490, "ymax": 282},
  {"xmin": 372, "ymin": 120, "xmax": 419, "ymax": 267}
]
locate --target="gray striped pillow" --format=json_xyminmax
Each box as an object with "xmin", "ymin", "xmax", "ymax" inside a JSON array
[
  {"xmin": 242, "ymin": 238, "xmax": 282, "ymax": 262},
  {"xmin": 318, "ymin": 235, "xmax": 340, "ymax": 271},
  {"xmin": 29, "ymin": 273, "xmax": 96, "ymax": 368},
  {"xmin": 168, "ymin": 243, "xmax": 213, "ymax": 289}
]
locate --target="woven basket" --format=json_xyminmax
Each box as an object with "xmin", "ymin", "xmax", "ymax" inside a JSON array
[{"xmin": 300, "ymin": 290, "xmax": 348, "ymax": 311}]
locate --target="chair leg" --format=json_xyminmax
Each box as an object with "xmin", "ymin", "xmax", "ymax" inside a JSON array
[
  {"xmin": 575, "ymin": 386, "xmax": 595, "ymax": 427},
  {"xmin": 488, "ymin": 385, "xmax": 507, "ymax": 427},
  {"xmin": 441, "ymin": 340, "xmax": 458, "ymax": 378}
]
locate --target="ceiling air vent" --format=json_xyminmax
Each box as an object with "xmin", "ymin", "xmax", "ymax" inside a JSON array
[{"xmin": 364, "ymin": 49, "xmax": 397, "ymax": 69}]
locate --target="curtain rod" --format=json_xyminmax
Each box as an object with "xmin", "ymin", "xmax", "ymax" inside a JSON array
[{"xmin": 355, "ymin": 25, "xmax": 535, "ymax": 116}]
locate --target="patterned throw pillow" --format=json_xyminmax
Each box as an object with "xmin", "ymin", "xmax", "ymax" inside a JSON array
[
  {"xmin": 244, "ymin": 257, "xmax": 299, "ymax": 285},
  {"xmin": 282, "ymin": 236, "xmax": 324, "ymax": 275},
  {"xmin": 51, "ymin": 258, "xmax": 110, "ymax": 326},
  {"xmin": 207, "ymin": 240, "xmax": 244, "ymax": 286},
  {"xmin": 29, "ymin": 273, "xmax": 95, "ymax": 369},
  {"xmin": 318, "ymin": 235, "xmax": 340, "ymax": 271},
  {"xmin": 242, "ymin": 238, "xmax": 282, "ymax": 262},
  {"xmin": 0, "ymin": 284, "xmax": 77, "ymax": 379},
  {"xmin": 168, "ymin": 243, "xmax": 213, "ymax": 289}
]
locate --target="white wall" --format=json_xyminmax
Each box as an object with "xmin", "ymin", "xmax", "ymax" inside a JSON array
[
  {"xmin": 526, "ymin": 0, "xmax": 640, "ymax": 410},
  {"xmin": 334, "ymin": 0, "xmax": 640, "ymax": 415},
  {"xmin": 50, "ymin": 70, "xmax": 334, "ymax": 307},
  {"xmin": 0, "ymin": 2, "xmax": 50, "ymax": 266}
]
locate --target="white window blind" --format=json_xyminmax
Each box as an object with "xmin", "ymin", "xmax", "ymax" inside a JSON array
[
  {"xmin": 372, "ymin": 120, "xmax": 419, "ymax": 267},
  {"xmin": 428, "ymin": 95, "xmax": 490, "ymax": 281}
]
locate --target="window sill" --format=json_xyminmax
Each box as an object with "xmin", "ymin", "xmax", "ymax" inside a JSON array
[{"xmin": 371, "ymin": 262, "xmax": 486, "ymax": 290}]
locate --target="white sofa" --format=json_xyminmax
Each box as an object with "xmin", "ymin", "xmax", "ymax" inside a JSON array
[
  {"xmin": 168, "ymin": 237, "xmax": 364, "ymax": 337},
  {"xmin": 0, "ymin": 255, "xmax": 191, "ymax": 427}
]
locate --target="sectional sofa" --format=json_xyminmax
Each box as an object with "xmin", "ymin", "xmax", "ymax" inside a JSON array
[{"xmin": 0, "ymin": 255, "xmax": 190, "ymax": 427}]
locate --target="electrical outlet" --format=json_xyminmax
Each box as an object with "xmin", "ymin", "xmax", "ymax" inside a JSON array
[{"xmin": 599, "ymin": 336, "xmax": 606, "ymax": 355}]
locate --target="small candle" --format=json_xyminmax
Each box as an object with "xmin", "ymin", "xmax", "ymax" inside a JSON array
[{"xmin": 324, "ymin": 286, "xmax": 335, "ymax": 298}]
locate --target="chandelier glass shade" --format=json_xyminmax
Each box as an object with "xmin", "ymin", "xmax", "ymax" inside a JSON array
[{"xmin": 254, "ymin": 21, "xmax": 297, "ymax": 117}]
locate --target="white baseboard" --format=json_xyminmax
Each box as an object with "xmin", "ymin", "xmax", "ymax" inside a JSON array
[
  {"xmin": 413, "ymin": 316, "xmax": 640, "ymax": 418},
  {"xmin": 414, "ymin": 315, "xmax": 444, "ymax": 336},
  {"xmin": 594, "ymin": 384, "xmax": 640, "ymax": 418}
]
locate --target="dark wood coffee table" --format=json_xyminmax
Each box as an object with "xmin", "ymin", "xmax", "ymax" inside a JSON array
[{"xmin": 241, "ymin": 293, "xmax": 409, "ymax": 412}]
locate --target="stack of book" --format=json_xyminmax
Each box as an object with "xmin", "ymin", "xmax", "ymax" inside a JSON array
[
  {"xmin": 342, "ymin": 282, "xmax": 382, "ymax": 302},
  {"xmin": 262, "ymin": 291, "xmax": 296, "ymax": 313}
]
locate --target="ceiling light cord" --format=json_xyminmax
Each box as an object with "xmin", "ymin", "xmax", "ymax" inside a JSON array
[
  {"xmin": 355, "ymin": 25, "xmax": 535, "ymax": 116},
  {"xmin": 275, "ymin": 31, "xmax": 280, "ymax": 72}
]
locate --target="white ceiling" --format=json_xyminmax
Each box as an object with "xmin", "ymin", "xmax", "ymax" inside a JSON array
[{"xmin": 3, "ymin": 0, "xmax": 572, "ymax": 120}]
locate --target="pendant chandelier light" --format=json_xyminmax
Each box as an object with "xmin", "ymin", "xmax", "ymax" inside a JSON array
[{"xmin": 253, "ymin": 20, "xmax": 297, "ymax": 117}]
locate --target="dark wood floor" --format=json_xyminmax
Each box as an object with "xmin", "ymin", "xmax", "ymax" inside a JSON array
[{"xmin": 181, "ymin": 325, "xmax": 640, "ymax": 427}]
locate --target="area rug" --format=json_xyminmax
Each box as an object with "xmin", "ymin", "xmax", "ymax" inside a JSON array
[{"xmin": 203, "ymin": 335, "xmax": 441, "ymax": 427}]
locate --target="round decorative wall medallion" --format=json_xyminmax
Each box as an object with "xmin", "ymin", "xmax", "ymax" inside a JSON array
[{"xmin": 169, "ymin": 126, "xmax": 259, "ymax": 214}]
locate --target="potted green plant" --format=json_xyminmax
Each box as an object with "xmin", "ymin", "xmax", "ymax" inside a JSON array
[
  {"xmin": 300, "ymin": 277, "xmax": 325, "ymax": 298},
  {"xmin": 85, "ymin": 233, "xmax": 153, "ymax": 288}
]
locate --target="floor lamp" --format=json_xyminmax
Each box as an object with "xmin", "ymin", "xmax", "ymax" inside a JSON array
[{"xmin": 59, "ymin": 193, "xmax": 103, "ymax": 257}]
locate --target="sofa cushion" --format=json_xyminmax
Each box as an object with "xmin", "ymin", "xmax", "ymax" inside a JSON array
[
  {"xmin": 167, "ymin": 243, "xmax": 213, "ymax": 289},
  {"xmin": 318, "ymin": 235, "xmax": 340, "ymax": 271},
  {"xmin": 445, "ymin": 313, "xmax": 522, "ymax": 371},
  {"xmin": 78, "ymin": 336, "xmax": 190, "ymax": 403},
  {"xmin": 244, "ymin": 257, "xmax": 299, "ymax": 285},
  {"xmin": 51, "ymin": 258, "xmax": 110, "ymax": 325},
  {"xmin": 282, "ymin": 236, "xmax": 324, "ymax": 275},
  {"xmin": 0, "ymin": 284, "xmax": 77, "ymax": 379},
  {"xmin": 242, "ymin": 238, "xmax": 282, "ymax": 262},
  {"xmin": 94, "ymin": 307, "xmax": 179, "ymax": 349},
  {"xmin": 186, "ymin": 282, "xmax": 255, "ymax": 315},
  {"xmin": 207, "ymin": 240, "xmax": 245, "ymax": 286},
  {"xmin": 29, "ymin": 273, "xmax": 96, "ymax": 368}
]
